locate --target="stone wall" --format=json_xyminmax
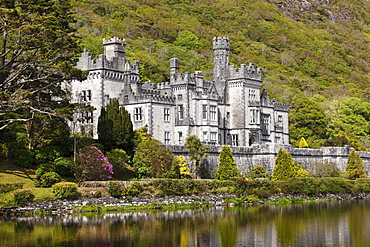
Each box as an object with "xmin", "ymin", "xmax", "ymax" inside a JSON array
[{"xmin": 169, "ymin": 144, "xmax": 370, "ymax": 178}]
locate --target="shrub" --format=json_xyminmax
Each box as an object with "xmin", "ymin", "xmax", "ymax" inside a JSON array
[
  {"xmin": 52, "ymin": 182, "xmax": 78, "ymax": 199},
  {"xmin": 278, "ymin": 177, "xmax": 356, "ymax": 195},
  {"xmin": 0, "ymin": 183, "xmax": 24, "ymax": 193},
  {"xmin": 232, "ymin": 177, "xmax": 278, "ymax": 198},
  {"xmin": 247, "ymin": 165, "xmax": 269, "ymax": 179},
  {"xmin": 123, "ymin": 182, "xmax": 143, "ymax": 196},
  {"xmin": 105, "ymin": 149, "xmax": 134, "ymax": 180},
  {"xmin": 14, "ymin": 190, "xmax": 34, "ymax": 206},
  {"xmin": 152, "ymin": 179, "xmax": 207, "ymax": 195},
  {"xmin": 0, "ymin": 143, "xmax": 9, "ymax": 160},
  {"xmin": 75, "ymin": 146, "xmax": 113, "ymax": 184},
  {"xmin": 346, "ymin": 150, "xmax": 365, "ymax": 180},
  {"xmin": 108, "ymin": 181, "xmax": 124, "ymax": 198},
  {"xmin": 355, "ymin": 178, "xmax": 370, "ymax": 192},
  {"xmin": 54, "ymin": 157, "xmax": 74, "ymax": 177},
  {"xmin": 310, "ymin": 163, "xmax": 341, "ymax": 177},
  {"xmin": 38, "ymin": 172, "xmax": 61, "ymax": 187},
  {"xmin": 13, "ymin": 148, "xmax": 37, "ymax": 168},
  {"xmin": 35, "ymin": 163, "xmax": 55, "ymax": 179},
  {"xmin": 35, "ymin": 146, "xmax": 62, "ymax": 163},
  {"xmin": 244, "ymin": 195, "xmax": 261, "ymax": 203},
  {"xmin": 298, "ymin": 137, "xmax": 308, "ymax": 148},
  {"xmin": 207, "ymin": 180, "xmax": 236, "ymax": 191}
]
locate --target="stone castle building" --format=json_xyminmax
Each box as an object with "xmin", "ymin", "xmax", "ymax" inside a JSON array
[{"xmin": 66, "ymin": 36, "xmax": 289, "ymax": 147}]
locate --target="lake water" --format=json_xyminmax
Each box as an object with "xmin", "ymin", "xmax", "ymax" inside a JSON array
[{"xmin": 1, "ymin": 199, "xmax": 370, "ymax": 246}]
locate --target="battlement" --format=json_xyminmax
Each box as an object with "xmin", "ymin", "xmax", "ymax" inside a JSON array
[
  {"xmin": 76, "ymin": 49, "xmax": 140, "ymax": 78},
  {"xmin": 212, "ymin": 37, "xmax": 230, "ymax": 50},
  {"xmin": 271, "ymin": 99, "xmax": 289, "ymax": 112},
  {"xmin": 103, "ymin": 37, "xmax": 126, "ymax": 60},
  {"xmin": 229, "ymin": 63, "xmax": 263, "ymax": 81},
  {"xmin": 103, "ymin": 37, "xmax": 126, "ymax": 45},
  {"xmin": 170, "ymin": 72, "xmax": 196, "ymax": 85},
  {"xmin": 157, "ymin": 81, "xmax": 171, "ymax": 89}
]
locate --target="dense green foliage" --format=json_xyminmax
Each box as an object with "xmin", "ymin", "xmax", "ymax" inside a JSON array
[
  {"xmin": 54, "ymin": 157, "xmax": 75, "ymax": 177},
  {"xmin": 246, "ymin": 165, "xmax": 269, "ymax": 179},
  {"xmin": 272, "ymin": 148, "xmax": 309, "ymax": 180},
  {"xmin": 70, "ymin": 0, "xmax": 370, "ymax": 148},
  {"xmin": 98, "ymin": 99, "xmax": 134, "ymax": 153},
  {"xmin": 272, "ymin": 148, "xmax": 296, "ymax": 180},
  {"xmin": 346, "ymin": 149, "xmax": 365, "ymax": 179},
  {"xmin": 106, "ymin": 149, "xmax": 135, "ymax": 180},
  {"xmin": 36, "ymin": 172, "xmax": 62, "ymax": 188},
  {"xmin": 0, "ymin": 183, "xmax": 24, "ymax": 193},
  {"xmin": 0, "ymin": 0, "xmax": 84, "ymax": 130},
  {"xmin": 309, "ymin": 163, "xmax": 341, "ymax": 177},
  {"xmin": 107, "ymin": 181, "xmax": 124, "ymax": 198},
  {"xmin": 52, "ymin": 182, "xmax": 79, "ymax": 199},
  {"xmin": 216, "ymin": 146, "xmax": 239, "ymax": 180},
  {"xmin": 13, "ymin": 190, "xmax": 34, "ymax": 206},
  {"xmin": 132, "ymin": 127, "xmax": 174, "ymax": 178}
]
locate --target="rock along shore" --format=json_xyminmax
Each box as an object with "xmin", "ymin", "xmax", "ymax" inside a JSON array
[{"xmin": 2, "ymin": 192, "xmax": 370, "ymax": 216}]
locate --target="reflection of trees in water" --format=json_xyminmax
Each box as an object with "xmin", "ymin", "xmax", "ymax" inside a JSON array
[
  {"xmin": 348, "ymin": 200, "xmax": 366, "ymax": 246},
  {"xmin": 1, "ymin": 201, "xmax": 370, "ymax": 246}
]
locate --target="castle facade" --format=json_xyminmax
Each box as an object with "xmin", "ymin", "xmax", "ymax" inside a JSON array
[{"xmin": 66, "ymin": 37, "xmax": 289, "ymax": 146}]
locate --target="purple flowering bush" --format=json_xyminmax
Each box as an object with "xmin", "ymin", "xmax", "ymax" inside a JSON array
[{"xmin": 75, "ymin": 146, "xmax": 113, "ymax": 184}]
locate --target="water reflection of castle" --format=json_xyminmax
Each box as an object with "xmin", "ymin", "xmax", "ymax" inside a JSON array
[{"xmin": 8, "ymin": 200, "xmax": 368, "ymax": 246}]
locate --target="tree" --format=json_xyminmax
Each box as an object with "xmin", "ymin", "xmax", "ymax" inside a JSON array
[
  {"xmin": 216, "ymin": 146, "xmax": 239, "ymax": 180},
  {"xmin": 74, "ymin": 146, "xmax": 113, "ymax": 184},
  {"xmin": 327, "ymin": 97, "xmax": 370, "ymax": 147},
  {"xmin": 163, "ymin": 155, "xmax": 191, "ymax": 179},
  {"xmin": 177, "ymin": 156, "xmax": 191, "ymax": 179},
  {"xmin": 289, "ymin": 95, "xmax": 328, "ymax": 148},
  {"xmin": 0, "ymin": 0, "xmax": 84, "ymax": 130},
  {"xmin": 132, "ymin": 128, "xmax": 174, "ymax": 178},
  {"xmin": 184, "ymin": 135, "xmax": 209, "ymax": 179},
  {"xmin": 272, "ymin": 148, "xmax": 298, "ymax": 180},
  {"xmin": 98, "ymin": 99, "xmax": 134, "ymax": 153},
  {"xmin": 323, "ymin": 131, "xmax": 365, "ymax": 151},
  {"xmin": 247, "ymin": 165, "xmax": 269, "ymax": 179},
  {"xmin": 346, "ymin": 149, "xmax": 365, "ymax": 180},
  {"xmin": 298, "ymin": 137, "xmax": 308, "ymax": 148},
  {"xmin": 106, "ymin": 149, "xmax": 135, "ymax": 180},
  {"xmin": 174, "ymin": 30, "xmax": 202, "ymax": 50}
]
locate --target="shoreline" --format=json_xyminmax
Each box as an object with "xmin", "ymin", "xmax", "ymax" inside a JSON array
[{"xmin": 2, "ymin": 192, "xmax": 370, "ymax": 216}]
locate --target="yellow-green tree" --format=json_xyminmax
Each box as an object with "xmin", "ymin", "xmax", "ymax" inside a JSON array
[
  {"xmin": 298, "ymin": 137, "xmax": 308, "ymax": 148},
  {"xmin": 272, "ymin": 148, "xmax": 308, "ymax": 180},
  {"xmin": 346, "ymin": 150, "xmax": 365, "ymax": 180},
  {"xmin": 216, "ymin": 146, "xmax": 239, "ymax": 180},
  {"xmin": 177, "ymin": 156, "xmax": 191, "ymax": 179}
]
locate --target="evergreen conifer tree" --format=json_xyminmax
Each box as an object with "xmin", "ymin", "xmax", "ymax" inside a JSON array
[
  {"xmin": 298, "ymin": 137, "xmax": 308, "ymax": 148},
  {"xmin": 216, "ymin": 146, "xmax": 239, "ymax": 180},
  {"xmin": 272, "ymin": 148, "xmax": 296, "ymax": 180},
  {"xmin": 346, "ymin": 149, "xmax": 365, "ymax": 180},
  {"xmin": 98, "ymin": 99, "xmax": 134, "ymax": 153}
]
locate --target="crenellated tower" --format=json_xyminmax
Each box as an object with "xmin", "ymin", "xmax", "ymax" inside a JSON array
[
  {"xmin": 212, "ymin": 37, "xmax": 230, "ymax": 103},
  {"xmin": 103, "ymin": 37, "xmax": 126, "ymax": 60}
]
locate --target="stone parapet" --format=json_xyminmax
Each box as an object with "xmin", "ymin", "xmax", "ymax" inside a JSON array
[{"xmin": 168, "ymin": 144, "xmax": 370, "ymax": 178}]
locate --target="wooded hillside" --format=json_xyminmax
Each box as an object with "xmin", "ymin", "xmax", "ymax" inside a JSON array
[{"xmin": 71, "ymin": 0, "xmax": 370, "ymax": 148}]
